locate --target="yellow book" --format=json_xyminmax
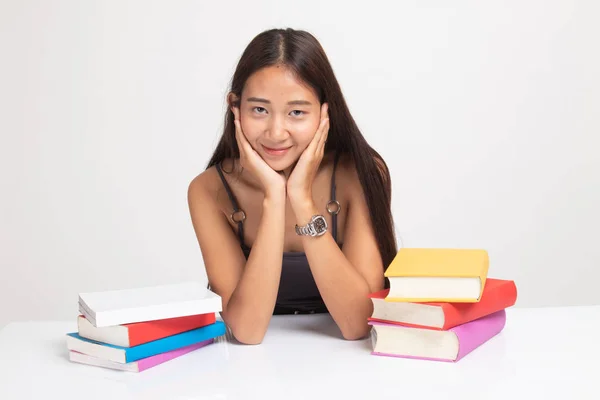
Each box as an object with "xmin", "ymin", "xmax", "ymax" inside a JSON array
[{"xmin": 384, "ymin": 248, "xmax": 489, "ymax": 303}]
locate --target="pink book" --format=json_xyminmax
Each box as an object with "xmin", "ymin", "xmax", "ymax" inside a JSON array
[
  {"xmin": 69, "ymin": 339, "xmax": 214, "ymax": 372},
  {"xmin": 368, "ymin": 309, "xmax": 506, "ymax": 362}
]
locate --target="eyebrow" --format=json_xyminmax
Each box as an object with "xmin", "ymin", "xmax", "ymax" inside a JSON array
[{"xmin": 246, "ymin": 97, "xmax": 312, "ymax": 106}]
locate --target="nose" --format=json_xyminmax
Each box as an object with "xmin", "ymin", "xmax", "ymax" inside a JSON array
[{"xmin": 265, "ymin": 114, "xmax": 289, "ymax": 141}]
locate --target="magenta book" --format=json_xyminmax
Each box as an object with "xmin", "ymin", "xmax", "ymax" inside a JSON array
[
  {"xmin": 136, "ymin": 339, "xmax": 214, "ymax": 371},
  {"xmin": 369, "ymin": 309, "xmax": 506, "ymax": 362}
]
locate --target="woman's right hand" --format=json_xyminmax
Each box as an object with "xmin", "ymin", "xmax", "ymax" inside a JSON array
[{"xmin": 232, "ymin": 107, "xmax": 287, "ymax": 199}]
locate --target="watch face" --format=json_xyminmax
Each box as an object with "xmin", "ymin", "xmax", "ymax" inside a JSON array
[{"xmin": 313, "ymin": 216, "xmax": 327, "ymax": 233}]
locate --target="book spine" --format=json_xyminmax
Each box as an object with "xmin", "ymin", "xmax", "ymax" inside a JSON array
[
  {"xmin": 136, "ymin": 339, "xmax": 214, "ymax": 371},
  {"xmin": 452, "ymin": 309, "xmax": 506, "ymax": 361}
]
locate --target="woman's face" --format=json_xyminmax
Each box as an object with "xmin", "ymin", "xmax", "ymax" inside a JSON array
[{"xmin": 232, "ymin": 65, "xmax": 322, "ymax": 172}]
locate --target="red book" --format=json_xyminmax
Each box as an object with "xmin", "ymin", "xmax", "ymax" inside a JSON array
[
  {"xmin": 77, "ymin": 313, "xmax": 217, "ymax": 347},
  {"xmin": 369, "ymin": 278, "xmax": 517, "ymax": 330}
]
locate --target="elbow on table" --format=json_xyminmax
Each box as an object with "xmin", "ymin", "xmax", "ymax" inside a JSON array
[
  {"xmin": 231, "ymin": 326, "xmax": 267, "ymax": 345},
  {"xmin": 340, "ymin": 323, "xmax": 371, "ymax": 341}
]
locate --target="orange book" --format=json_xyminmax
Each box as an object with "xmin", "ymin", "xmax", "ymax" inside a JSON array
[
  {"xmin": 77, "ymin": 313, "xmax": 217, "ymax": 347},
  {"xmin": 369, "ymin": 278, "xmax": 517, "ymax": 330}
]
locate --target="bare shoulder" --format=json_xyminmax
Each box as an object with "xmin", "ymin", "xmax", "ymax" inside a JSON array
[
  {"xmin": 188, "ymin": 159, "xmax": 247, "ymax": 227},
  {"xmin": 187, "ymin": 166, "xmax": 218, "ymax": 206},
  {"xmin": 188, "ymin": 159, "xmax": 236, "ymax": 203}
]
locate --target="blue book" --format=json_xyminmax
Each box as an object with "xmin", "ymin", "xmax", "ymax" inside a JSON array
[{"xmin": 66, "ymin": 321, "xmax": 225, "ymax": 363}]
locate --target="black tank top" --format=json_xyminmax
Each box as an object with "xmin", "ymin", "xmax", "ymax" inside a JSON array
[{"xmin": 215, "ymin": 153, "xmax": 342, "ymax": 315}]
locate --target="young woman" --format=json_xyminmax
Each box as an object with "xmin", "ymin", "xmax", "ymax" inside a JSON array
[{"xmin": 188, "ymin": 28, "xmax": 397, "ymax": 344}]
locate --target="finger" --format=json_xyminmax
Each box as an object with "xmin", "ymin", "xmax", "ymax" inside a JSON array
[
  {"xmin": 317, "ymin": 118, "xmax": 330, "ymax": 151},
  {"xmin": 234, "ymin": 118, "xmax": 244, "ymax": 142},
  {"xmin": 303, "ymin": 119, "xmax": 323, "ymax": 157},
  {"xmin": 316, "ymin": 119, "xmax": 329, "ymax": 160},
  {"xmin": 317, "ymin": 103, "xmax": 329, "ymax": 151},
  {"xmin": 232, "ymin": 107, "xmax": 240, "ymax": 137},
  {"xmin": 321, "ymin": 102, "xmax": 328, "ymax": 119},
  {"xmin": 232, "ymin": 111, "xmax": 248, "ymax": 147},
  {"xmin": 309, "ymin": 117, "xmax": 328, "ymax": 155},
  {"xmin": 233, "ymin": 119, "xmax": 247, "ymax": 160},
  {"xmin": 232, "ymin": 107, "xmax": 248, "ymax": 144},
  {"xmin": 234, "ymin": 118, "xmax": 263, "ymax": 166}
]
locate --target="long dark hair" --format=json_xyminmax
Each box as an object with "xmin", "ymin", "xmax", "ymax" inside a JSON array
[{"xmin": 206, "ymin": 28, "xmax": 398, "ymax": 274}]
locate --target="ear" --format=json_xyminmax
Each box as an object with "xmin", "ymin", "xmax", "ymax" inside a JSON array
[{"xmin": 228, "ymin": 92, "xmax": 240, "ymax": 111}]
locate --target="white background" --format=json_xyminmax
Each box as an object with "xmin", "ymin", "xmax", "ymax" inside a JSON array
[{"xmin": 1, "ymin": 0, "xmax": 598, "ymax": 329}]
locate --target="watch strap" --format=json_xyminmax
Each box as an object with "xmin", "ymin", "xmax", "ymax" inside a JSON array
[{"xmin": 295, "ymin": 215, "xmax": 328, "ymax": 237}]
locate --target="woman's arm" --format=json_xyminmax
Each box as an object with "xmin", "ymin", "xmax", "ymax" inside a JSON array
[
  {"xmin": 291, "ymin": 164, "xmax": 385, "ymax": 340},
  {"xmin": 188, "ymin": 173, "xmax": 286, "ymax": 345}
]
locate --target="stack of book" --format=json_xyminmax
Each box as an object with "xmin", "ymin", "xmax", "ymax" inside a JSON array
[
  {"xmin": 368, "ymin": 248, "xmax": 517, "ymax": 362},
  {"xmin": 66, "ymin": 281, "xmax": 226, "ymax": 372}
]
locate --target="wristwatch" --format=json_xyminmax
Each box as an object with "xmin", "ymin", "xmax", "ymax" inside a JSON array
[{"xmin": 295, "ymin": 215, "xmax": 328, "ymax": 237}]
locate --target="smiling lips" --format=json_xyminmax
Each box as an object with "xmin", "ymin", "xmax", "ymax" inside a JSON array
[{"xmin": 262, "ymin": 145, "xmax": 292, "ymax": 157}]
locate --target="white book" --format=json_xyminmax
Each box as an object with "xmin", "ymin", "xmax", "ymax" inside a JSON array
[
  {"xmin": 78, "ymin": 281, "xmax": 222, "ymax": 327},
  {"xmin": 69, "ymin": 350, "xmax": 140, "ymax": 372}
]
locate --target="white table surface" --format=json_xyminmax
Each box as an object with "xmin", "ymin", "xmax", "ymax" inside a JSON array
[{"xmin": 1, "ymin": 306, "xmax": 599, "ymax": 400}]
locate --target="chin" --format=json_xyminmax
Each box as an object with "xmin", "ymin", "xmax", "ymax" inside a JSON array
[
  {"xmin": 263, "ymin": 156, "xmax": 297, "ymax": 173},
  {"xmin": 266, "ymin": 160, "xmax": 292, "ymax": 173}
]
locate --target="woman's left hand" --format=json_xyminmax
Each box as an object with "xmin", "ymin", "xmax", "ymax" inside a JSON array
[{"xmin": 286, "ymin": 102, "xmax": 330, "ymax": 209}]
